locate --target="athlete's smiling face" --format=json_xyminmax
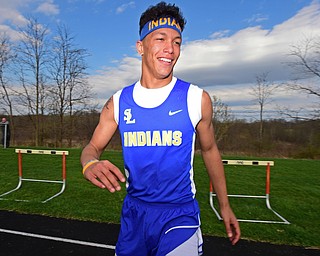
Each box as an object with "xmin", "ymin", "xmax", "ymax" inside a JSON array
[{"xmin": 137, "ymin": 28, "xmax": 182, "ymax": 82}]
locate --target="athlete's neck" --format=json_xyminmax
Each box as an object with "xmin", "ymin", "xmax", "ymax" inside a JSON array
[{"xmin": 139, "ymin": 73, "xmax": 174, "ymax": 89}]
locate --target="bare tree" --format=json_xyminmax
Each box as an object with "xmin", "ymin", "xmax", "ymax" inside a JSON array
[
  {"xmin": 15, "ymin": 17, "xmax": 50, "ymax": 146},
  {"xmin": 0, "ymin": 34, "xmax": 16, "ymax": 142},
  {"xmin": 284, "ymin": 35, "xmax": 320, "ymax": 120},
  {"xmin": 48, "ymin": 24, "xmax": 91, "ymax": 147},
  {"xmin": 211, "ymin": 95, "xmax": 233, "ymax": 145},
  {"xmin": 250, "ymin": 72, "xmax": 275, "ymax": 151}
]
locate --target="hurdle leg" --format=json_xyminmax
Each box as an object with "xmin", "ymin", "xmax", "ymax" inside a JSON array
[
  {"xmin": 209, "ymin": 182, "xmax": 223, "ymax": 221},
  {"xmin": 264, "ymin": 163, "xmax": 290, "ymax": 224},
  {"xmin": 0, "ymin": 150, "xmax": 23, "ymax": 199},
  {"xmin": 42, "ymin": 152, "xmax": 67, "ymax": 203}
]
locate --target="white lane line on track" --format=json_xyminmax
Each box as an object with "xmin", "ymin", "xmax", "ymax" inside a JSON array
[{"xmin": 0, "ymin": 228, "xmax": 116, "ymax": 250}]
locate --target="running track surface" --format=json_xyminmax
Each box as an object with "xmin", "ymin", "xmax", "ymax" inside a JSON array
[{"xmin": 0, "ymin": 210, "xmax": 318, "ymax": 256}]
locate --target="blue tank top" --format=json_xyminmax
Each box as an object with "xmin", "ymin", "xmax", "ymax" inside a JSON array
[{"xmin": 118, "ymin": 79, "xmax": 196, "ymax": 203}]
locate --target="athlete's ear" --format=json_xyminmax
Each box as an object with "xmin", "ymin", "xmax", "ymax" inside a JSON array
[{"xmin": 136, "ymin": 40, "xmax": 144, "ymax": 56}]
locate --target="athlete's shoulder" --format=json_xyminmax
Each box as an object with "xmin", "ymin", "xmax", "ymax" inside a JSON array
[
  {"xmin": 114, "ymin": 81, "xmax": 138, "ymax": 100},
  {"xmin": 189, "ymin": 83, "xmax": 203, "ymax": 93},
  {"xmin": 113, "ymin": 82, "xmax": 136, "ymax": 124}
]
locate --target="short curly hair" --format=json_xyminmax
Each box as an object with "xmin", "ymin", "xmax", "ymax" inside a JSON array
[{"xmin": 139, "ymin": 1, "xmax": 187, "ymax": 35}]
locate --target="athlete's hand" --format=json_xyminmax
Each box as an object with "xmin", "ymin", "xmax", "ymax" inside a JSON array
[
  {"xmin": 83, "ymin": 160, "xmax": 126, "ymax": 192},
  {"xmin": 220, "ymin": 207, "xmax": 241, "ymax": 245}
]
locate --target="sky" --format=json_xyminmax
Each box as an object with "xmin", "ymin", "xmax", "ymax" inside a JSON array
[{"xmin": 1, "ymin": 0, "xmax": 320, "ymax": 120}]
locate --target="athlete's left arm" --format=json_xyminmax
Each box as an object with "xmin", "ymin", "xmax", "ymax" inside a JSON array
[{"xmin": 196, "ymin": 91, "xmax": 240, "ymax": 245}]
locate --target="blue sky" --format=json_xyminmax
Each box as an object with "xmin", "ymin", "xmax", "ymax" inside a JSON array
[{"xmin": 1, "ymin": 0, "xmax": 319, "ymax": 119}]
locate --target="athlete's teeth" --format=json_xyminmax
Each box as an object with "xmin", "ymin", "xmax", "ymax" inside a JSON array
[{"xmin": 160, "ymin": 58, "xmax": 171, "ymax": 63}]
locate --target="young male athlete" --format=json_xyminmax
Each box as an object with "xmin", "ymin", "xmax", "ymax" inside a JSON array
[{"xmin": 81, "ymin": 2, "xmax": 240, "ymax": 255}]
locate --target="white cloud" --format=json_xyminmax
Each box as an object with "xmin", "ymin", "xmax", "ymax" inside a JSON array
[
  {"xmin": 0, "ymin": 0, "xmax": 30, "ymax": 26},
  {"xmin": 35, "ymin": 0, "xmax": 60, "ymax": 16},
  {"xmin": 0, "ymin": 0, "xmax": 58, "ymax": 38},
  {"xmin": 178, "ymin": 1, "xmax": 320, "ymax": 118},
  {"xmin": 0, "ymin": 0, "xmax": 59, "ymax": 26},
  {"xmin": 176, "ymin": 1, "xmax": 320, "ymax": 87},
  {"xmin": 246, "ymin": 13, "xmax": 269, "ymax": 24},
  {"xmin": 0, "ymin": 0, "xmax": 32, "ymax": 41},
  {"xmin": 0, "ymin": 25, "xmax": 20, "ymax": 41},
  {"xmin": 89, "ymin": 56, "xmax": 141, "ymax": 103},
  {"xmin": 209, "ymin": 30, "xmax": 230, "ymax": 39},
  {"xmin": 116, "ymin": 1, "xmax": 135, "ymax": 14}
]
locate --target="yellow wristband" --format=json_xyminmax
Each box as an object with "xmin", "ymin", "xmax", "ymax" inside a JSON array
[{"xmin": 82, "ymin": 159, "xmax": 99, "ymax": 174}]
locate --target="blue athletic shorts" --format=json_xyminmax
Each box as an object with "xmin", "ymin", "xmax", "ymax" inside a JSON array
[{"xmin": 115, "ymin": 195, "xmax": 203, "ymax": 256}]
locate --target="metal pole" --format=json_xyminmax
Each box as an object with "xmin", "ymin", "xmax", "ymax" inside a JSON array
[
  {"xmin": 3, "ymin": 124, "xmax": 7, "ymax": 149},
  {"xmin": 1, "ymin": 123, "xmax": 8, "ymax": 149}
]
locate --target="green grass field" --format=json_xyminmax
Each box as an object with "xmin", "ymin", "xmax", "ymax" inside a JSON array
[{"xmin": 0, "ymin": 147, "xmax": 319, "ymax": 248}]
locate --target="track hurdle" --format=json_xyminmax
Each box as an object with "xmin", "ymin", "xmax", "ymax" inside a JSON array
[
  {"xmin": 0, "ymin": 149, "xmax": 68, "ymax": 203},
  {"xmin": 210, "ymin": 160, "xmax": 290, "ymax": 224}
]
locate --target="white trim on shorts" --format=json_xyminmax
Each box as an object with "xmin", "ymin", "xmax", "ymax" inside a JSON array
[{"xmin": 166, "ymin": 227, "xmax": 203, "ymax": 256}]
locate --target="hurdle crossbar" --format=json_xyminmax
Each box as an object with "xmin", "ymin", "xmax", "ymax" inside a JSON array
[
  {"xmin": 0, "ymin": 149, "xmax": 68, "ymax": 203},
  {"xmin": 210, "ymin": 160, "xmax": 290, "ymax": 224}
]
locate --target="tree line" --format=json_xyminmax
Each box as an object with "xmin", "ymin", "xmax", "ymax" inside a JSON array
[
  {"xmin": 0, "ymin": 18, "xmax": 94, "ymax": 147},
  {"xmin": 5, "ymin": 111, "xmax": 319, "ymax": 159}
]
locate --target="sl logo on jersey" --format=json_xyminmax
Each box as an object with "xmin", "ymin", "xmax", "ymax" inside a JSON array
[{"xmin": 124, "ymin": 109, "xmax": 136, "ymax": 124}]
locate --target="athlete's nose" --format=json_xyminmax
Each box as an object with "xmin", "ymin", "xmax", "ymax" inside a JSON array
[{"xmin": 164, "ymin": 42, "xmax": 174, "ymax": 54}]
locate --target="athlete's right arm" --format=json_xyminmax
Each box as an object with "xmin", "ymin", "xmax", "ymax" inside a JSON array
[{"xmin": 80, "ymin": 96, "xmax": 126, "ymax": 192}]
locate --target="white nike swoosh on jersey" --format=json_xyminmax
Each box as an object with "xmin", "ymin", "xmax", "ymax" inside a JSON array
[{"xmin": 169, "ymin": 110, "xmax": 183, "ymax": 116}]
